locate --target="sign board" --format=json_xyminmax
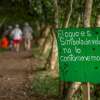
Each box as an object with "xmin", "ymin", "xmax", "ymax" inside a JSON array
[{"xmin": 56, "ymin": 28, "xmax": 100, "ymax": 83}]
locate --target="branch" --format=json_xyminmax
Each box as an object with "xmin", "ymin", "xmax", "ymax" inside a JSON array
[
  {"xmin": 76, "ymin": 14, "xmax": 81, "ymax": 27},
  {"xmin": 64, "ymin": 0, "xmax": 74, "ymax": 28},
  {"xmin": 0, "ymin": 17, "xmax": 7, "ymax": 28}
]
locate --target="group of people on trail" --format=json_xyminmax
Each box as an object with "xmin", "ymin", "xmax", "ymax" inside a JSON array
[{"xmin": 0, "ymin": 22, "xmax": 33, "ymax": 52}]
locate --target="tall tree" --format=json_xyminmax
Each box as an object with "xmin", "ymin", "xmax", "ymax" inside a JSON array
[
  {"xmin": 83, "ymin": 0, "xmax": 93, "ymax": 100},
  {"xmin": 49, "ymin": 0, "xmax": 59, "ymax": 71},
  {"xmin": 64, "ymin": 0, "xmax": 74, "ymax": 27},
  {"xmin": 83, "ymin": 0, "xmax": 93, "ymax": 27}
]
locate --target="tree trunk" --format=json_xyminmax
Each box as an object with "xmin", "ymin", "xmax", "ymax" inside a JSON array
[
  {"xmin": 76, "ymin": 15, "xmax": 81, "ymax": 28},
  {"xmin": 96, "ymin": 15, "xmax": 100, "ymax": 27},
  {"xmin": 42, "ymin": 35, "xmax": 51, "ymax": 55},
  {"xmin": 82, "ymin": 0, "xmax": 93, "ymax": 100},
  {"xmin": 66, "ymin": 14, "xmax": 81, "ymax": 99},
  {"xmin": 66, "ymin": 14, "xmax": 81, "ymax": 100},
  {"xmin": 66, "ymin": 82, "xmax": 81, "ymax": 100},
  {"xmin": 61, "ymin": 0, "xmax": 74, "ymax": 99},
  {"xmin": 63, "ymin": 0, "xmax": 77, "ymax": 99},
  {"xmin": 50, "ymin": 30, "xmax": 58, "ymax": 70},
  {"xmin": 44, "ymin": 29, "xmax": 57, "ymax": 72},
  {"xmin": 66, "ymin": 0, "xmax": 93, "ymax": 99},
  {"xmin": 53, "ymin": 0, "xmax": 59, "ymax": 28},
  {"xmin": 49, "ymin": 0, "xmax": 59, "ymax": 71},
  {"xmin": 64, "ymin": 0, "xmax": 74, "ymax": 28},
  {"xmin": 38, "ymin": 25, "xmax": 50, "ymax": 47},
  {"xmin": 83, "ymin": 0, "xmax": 93, "ymax": 27}
]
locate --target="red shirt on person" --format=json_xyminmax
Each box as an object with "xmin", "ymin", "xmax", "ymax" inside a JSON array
[{"xmin": 1, "ymin": 37, "xmax": 9, "ymax": 48}]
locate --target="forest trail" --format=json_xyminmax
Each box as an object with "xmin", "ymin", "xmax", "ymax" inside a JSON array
[
  {"xmin": 0, "ymin": 51, "xmax": 34, "ymax": 100},
  {"xmin": 0, "ymin": 51, "xmax": 58, "ymax": 100}
]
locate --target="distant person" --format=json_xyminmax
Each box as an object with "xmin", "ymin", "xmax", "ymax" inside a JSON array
[
  {"xmin": 7, "ymin": 25, "xmax": 13, "ymax": 39},
  {"xmin": 23, "ymin": 22, "xmax": 33, "ymax": 50},
  {"xmin": 0, "ymin": 25, "xmax": 13, "ymax": 49},
  {"xmin": 11, "ymin": 24, "xmax": 23, "ymax": 52},
  {"xmin": 8, "ymin": 26, "xmax": 14, "ymax": 50},
  {"xmin": 4, "ymin": 25, "xmax": 13, "ymax": 49}
]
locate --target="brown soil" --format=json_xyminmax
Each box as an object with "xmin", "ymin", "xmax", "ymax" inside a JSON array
[{"xmin": 0, "ymin": 51, "xmax": 58, "ymax": 100}]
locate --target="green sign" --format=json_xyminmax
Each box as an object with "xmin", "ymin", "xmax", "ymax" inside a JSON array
[{"xmin": 56, "ymin": 28, "xmax": 100, "ymax": 83}]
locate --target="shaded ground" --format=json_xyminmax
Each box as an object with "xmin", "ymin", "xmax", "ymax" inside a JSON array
[{"xmin": 0, "ymin": 51, "xmax": 58, "ymax": 100}]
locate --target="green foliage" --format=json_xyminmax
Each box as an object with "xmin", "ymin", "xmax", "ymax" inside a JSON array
[
  {"xmin": 0, "ymin": 0, "xmax": 99, "ymax": 29},
  {"xmin": 31, "ymin": 0, "xmax": 54, "ymax": 24},
  {"xmin": 32, "ymin": 71, "xmax": 59, "ymax": 95}
]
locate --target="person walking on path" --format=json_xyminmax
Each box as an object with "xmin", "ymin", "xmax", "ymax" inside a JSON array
[
  {"xmin": 23, "ymin": 22, "xmax": 33, "ymax": 50},
  {"xmin": 0, "ymin": 36, "xmax": 9, "ymax": 49},
  {"xmin": 4, "ymin": 25, "xmax": 13, "ymax": 49},
  {"xmin": 11, "ymin": 24, "xmax": 23, "ymax": 52}
]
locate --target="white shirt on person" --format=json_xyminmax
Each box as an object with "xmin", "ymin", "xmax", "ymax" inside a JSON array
[{"xmin": 11, "ymin": 28, "xmax": 23, "ymax": 40}]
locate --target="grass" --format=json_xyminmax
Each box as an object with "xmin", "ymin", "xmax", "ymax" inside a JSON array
[
  {"xmin": 31, "ymin": 72, "xmax": 100, "ymax": 100},
  {"xmin": 31, "ymin": 46, "xmax": 59, "ymax": 96},
  {"xmin": 0, "ymin": 48, "xmax": 9, "ymax": 52},
  {"xmin": 32, "ymin": 71, "xmax": 59, "ymax": 96}
]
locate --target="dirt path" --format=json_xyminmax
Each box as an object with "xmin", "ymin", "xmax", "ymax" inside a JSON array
[
  {"xmin": 0, "ymin": 51, "xmax": 33, "ymax": 100},
  {"xmin": 0, "ymin": 51, "xmax": 58, "ymax": 100}
]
